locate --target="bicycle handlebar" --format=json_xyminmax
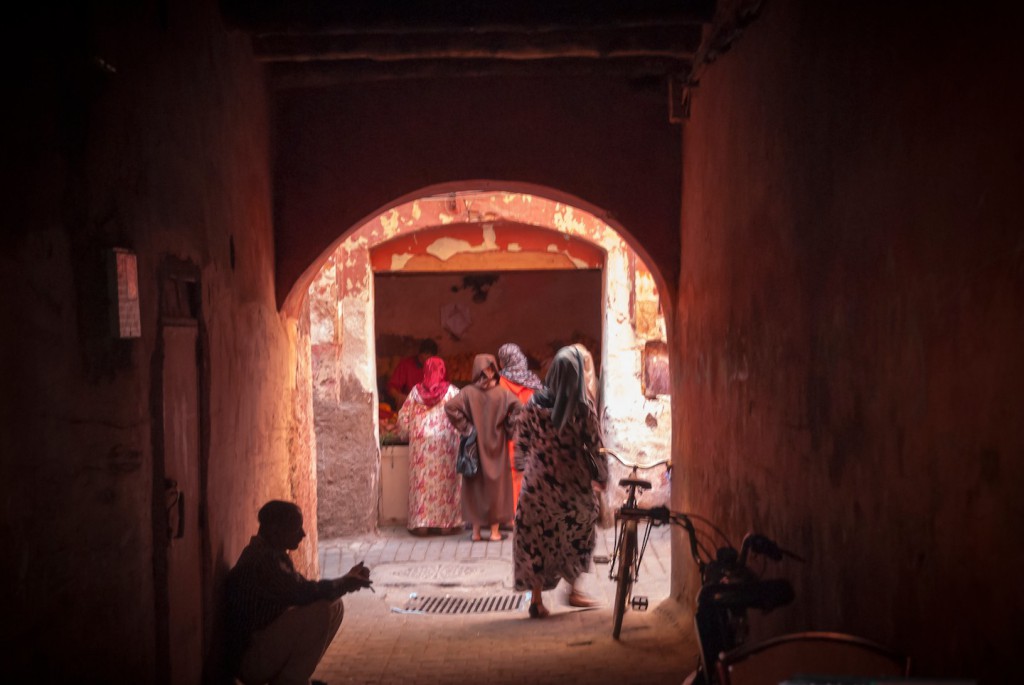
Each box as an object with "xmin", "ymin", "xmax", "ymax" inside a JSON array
[
  {"xmin": 619, "ymin": 505, "xmax": 707, "ymax": 574},
  {"xmin": 622, "ymin": 506, "xmax": 802, "ymax": 581},
  {"xmin": 599, "ymin": 447, "xmax": 672, "ymax": 471},
  {"xmin": 739, "ymin": 532, "xmax": 806, "ymax": 565}
]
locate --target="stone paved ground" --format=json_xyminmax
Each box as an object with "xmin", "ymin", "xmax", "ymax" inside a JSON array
[{"xmin": 314, "ymin": 525, "xmax": 699, "ymax": 685}]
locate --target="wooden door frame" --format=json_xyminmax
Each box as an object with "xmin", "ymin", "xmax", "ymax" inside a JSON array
[{"xmin": 150, "ymin": 257, "xmax": 211, "ymax": 685}]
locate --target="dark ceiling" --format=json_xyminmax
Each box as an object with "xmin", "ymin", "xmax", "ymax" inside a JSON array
[{"xmin": 222, "ymin": 0, "xmax": 715, "ymax": 87}]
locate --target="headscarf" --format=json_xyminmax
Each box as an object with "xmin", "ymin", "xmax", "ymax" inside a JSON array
[
  {"xmin": 570, "ymin": 343, "xmax": 599, "ymax": 405},
  {"xmin": 497, "ymin": 343, "xmax": 543, "ymax": 391},
  {"xmin": 416, "ymin": 356, "xmax": 450, "ymax": 407},
  {"xmin": 471, "ymin": 354, "xmax": 500, "ymax": 390},
  {"xmin": 530, "ymin": 345, "xmax": 592, "ymax": 433}
]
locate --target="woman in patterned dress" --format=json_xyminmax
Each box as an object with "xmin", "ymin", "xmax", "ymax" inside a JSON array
[
  {"xmin": 513, "ymin": 345, "xmax": 608, "ymax": 618},
  {"xmin": 397, "ymin": 356, "xmax": 463, "ymax": 536}
]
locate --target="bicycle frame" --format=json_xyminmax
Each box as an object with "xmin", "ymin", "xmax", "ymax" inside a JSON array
[
  {"xmin": 609, "ymin": 481, "xmax": 655, "ymax": 638},
  {"xmin": 669, "ymin": 512, "xmax": 798, "ymax": 685},
  {"xmin": 601, "ymin": 448, "xmax": 670, "ymax": 639},
  {"xmin": 609, "ymin": 502, "xmax": 658, "ymax": 584}
]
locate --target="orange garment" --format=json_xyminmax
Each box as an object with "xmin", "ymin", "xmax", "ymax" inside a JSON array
[{"xmin": 499, "ymin": 376, "xmax": 534, "ymax": 512}]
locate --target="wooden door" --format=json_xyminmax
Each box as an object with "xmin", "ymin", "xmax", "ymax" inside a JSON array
[{"xmin": 161, "ymin": 321, "xmax": 203, "ymax": 685}]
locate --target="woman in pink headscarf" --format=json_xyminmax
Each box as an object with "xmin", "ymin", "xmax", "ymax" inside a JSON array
[{"xmin": 397, "ymin": 356, "xmax": 463, "ymax": 536}]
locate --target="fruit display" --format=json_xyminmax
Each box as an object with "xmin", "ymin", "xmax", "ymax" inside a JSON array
[{"xmin": 378, "ymin": 403, "xmax": 403, "ymax": 445}]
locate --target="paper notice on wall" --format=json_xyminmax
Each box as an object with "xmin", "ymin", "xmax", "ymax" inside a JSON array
[{"xmin": 110, "ymin": 248, "xmax": 141, "ymax": 338}]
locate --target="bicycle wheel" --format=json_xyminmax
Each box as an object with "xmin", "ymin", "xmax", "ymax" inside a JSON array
[{"xmin": 612, "ymin": 519, "xmax": 637, "ymax": 639}]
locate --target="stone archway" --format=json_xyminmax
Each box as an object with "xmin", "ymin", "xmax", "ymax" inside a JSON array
[{"xmin": 284, "ymin": 186, "xmax": 672, "ymax": 537}]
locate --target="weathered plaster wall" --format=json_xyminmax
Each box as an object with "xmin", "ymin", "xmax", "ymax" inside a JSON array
[
  {"xmin": 603, "ymin": 245, "xmax": 674, "ymax": 508},
  {"xmin": 2, "ymin": 2, "xmax": 313, "ymax": 680},
  {"xmin": 287, "ymin": 191, "xmax": 648, "ymax": 315},
  {"xmin": 675, "ymin": 1, "xmax": 1024, "ymax": 681},
  {"xmin": 371, "ymin": 222, "xmax": 605, "ymax": 272},
  {"xmin": 286, "ymin": 298, "xmax": 319, "ymax": 573},
  {"xmin": 310, "ymin": 241, "xmax": 380, "ymax": 536}
]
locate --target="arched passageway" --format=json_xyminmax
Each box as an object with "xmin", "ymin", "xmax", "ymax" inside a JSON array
[
  {"xmin": 279, "ymin": 186, "xmax": 687, "ymax": 682},
  {"xmin": 280, "ymin": 186, "xmax": 674, "ymax": 539}
]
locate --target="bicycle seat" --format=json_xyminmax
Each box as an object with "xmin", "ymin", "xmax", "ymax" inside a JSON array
[{"xmin": 619, "ymin": 477, "xmax": 652, "ymax": 490}]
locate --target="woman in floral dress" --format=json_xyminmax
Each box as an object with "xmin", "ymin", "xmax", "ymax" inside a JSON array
[
  {"xmin": 513, "ymin": 345, "xmax": 607, "ymax": 617},
  {"xmin": 397, "ymin": 356, "xmax": 463, "ymax": 535}
]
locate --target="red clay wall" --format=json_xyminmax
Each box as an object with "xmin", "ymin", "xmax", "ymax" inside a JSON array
[
  {"xmin": 674, "ymin": 1, "xmax": 1023, "ymax": 681},
  {"xmin": 1, "ymin": 2, "xmax": 313, "ymax": 681},
  {"xmin": 271, "ymin": 75, "xmax": 681, "ymax": 302}
]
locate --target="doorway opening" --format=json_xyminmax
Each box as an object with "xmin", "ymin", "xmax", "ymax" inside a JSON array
[
  {"xmin": 374, "ymin": 267, "xmax": 603, "ymax": 524},
  {"xmin": 299, "ymin": 188, "xmax": 672, "ymax": 539}
]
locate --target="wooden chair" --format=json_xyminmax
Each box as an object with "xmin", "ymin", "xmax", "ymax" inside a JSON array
[{"xmin": 716, "ymin": 631, "xmax": 911, "ymax": 685}]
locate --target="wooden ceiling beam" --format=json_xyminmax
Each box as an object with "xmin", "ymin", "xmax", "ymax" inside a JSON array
[
  {"xmin": 266, "ymin": 56, "xmax": 693, "ymax": 89},
  {"xmin": 253, "ymin": 24, "xmax": 704, "ymax": 63}
]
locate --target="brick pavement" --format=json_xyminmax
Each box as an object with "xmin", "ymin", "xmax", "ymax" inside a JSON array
[{"xmin": 314, "ymin": 525, "xmax": 699, "ymax": 685}]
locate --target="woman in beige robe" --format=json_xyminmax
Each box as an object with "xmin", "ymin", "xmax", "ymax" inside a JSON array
[{"xmin": 444, "ymin": 354, "xmax": 522, "ymax": 541}]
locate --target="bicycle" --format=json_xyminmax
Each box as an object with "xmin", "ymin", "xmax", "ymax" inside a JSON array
[
  {"xmin": 675, "ymin": 515, "xmax": 799, "ymax": 684},
  {"xmin": 602, "ymin": 448, "xmax": 800, "ymax": 683},
  {"xmin": 601, "ymin": 447, "xmax": 672, "ymax": 639}
]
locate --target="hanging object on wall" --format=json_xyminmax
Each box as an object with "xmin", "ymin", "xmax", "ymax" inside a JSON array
[
  {"xmin": 108, "ymin": 247, "xmax": 141, "ymax": 338},
  {"xmin": 642, "ymin": 340, "xmax": 670, "ymax": 398},
  {"xmin": 440, "ymin": 302, "xmax": 472, "ymax": 340}
]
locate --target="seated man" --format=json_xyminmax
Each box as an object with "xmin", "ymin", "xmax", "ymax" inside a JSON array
[{"xmin": 226, "ymin": 500, "xmax": 373, "ymax": 685}]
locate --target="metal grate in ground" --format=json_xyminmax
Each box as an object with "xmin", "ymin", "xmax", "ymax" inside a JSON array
[{"xmin": 402, "ymin": 593, "xmax": 526, "ymax": 614}]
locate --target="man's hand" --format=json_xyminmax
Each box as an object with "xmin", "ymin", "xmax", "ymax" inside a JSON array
[{"xmin": 336, "ymin": 561, "xmax": 373, "ymax": 595}]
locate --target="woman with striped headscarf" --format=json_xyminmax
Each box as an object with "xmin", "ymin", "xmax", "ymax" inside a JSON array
[{"xmin": 497, "ymin": 343, "xmax": 544, "ymax": 518}]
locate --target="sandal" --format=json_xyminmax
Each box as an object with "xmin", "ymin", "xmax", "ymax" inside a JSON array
[
  {"xmin": 488, "ymin": 533, "xmax": 507, "ymax": 542},
  {"xmin": 567, "ymin": 591, "xmax": 600, "ymax": 608}
]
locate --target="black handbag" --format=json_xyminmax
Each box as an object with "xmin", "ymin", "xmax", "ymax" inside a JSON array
[{"xmin": 456, "ymin": 429, "xmax": 479, "ymax": 477}]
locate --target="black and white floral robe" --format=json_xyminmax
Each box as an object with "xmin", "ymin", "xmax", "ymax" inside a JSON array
[{"xmin": 512, "ymin": 403, "xmax": 607, "ymax": 592}]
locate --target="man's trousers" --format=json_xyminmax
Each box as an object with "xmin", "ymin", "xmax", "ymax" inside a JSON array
[{"xmin": 238, "ymin": 598, "xmax": 344, "ymax": 685}]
